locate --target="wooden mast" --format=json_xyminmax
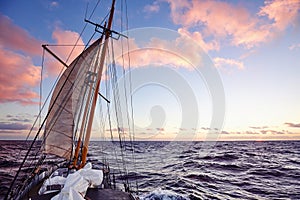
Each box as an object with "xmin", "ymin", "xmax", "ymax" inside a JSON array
[
  {"xmin": 80, "ymin": 0, "xmax": 116, "ymax": 168},
  {"xmin": 72, "ymin": 28, "xmax": 106, "ymax": 167}
]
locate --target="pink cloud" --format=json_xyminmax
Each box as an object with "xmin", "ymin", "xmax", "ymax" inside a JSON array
[
  {"xmin": 258, "ymin": 0, "xmax": 300, "ymax": 31},
  {"xmin": 166, "ymin": 0, "xmax": 300, "ymax": 49},
  {"xmin": 0, "ymin": 48, "xmax": 41, "ymax": 105},
  {"xmin": 0, "ymin": 14, "xmax": 43, "ymax": 105},
  {"xmin": 214, "ymin": 57, "xmax": 244, "ymax": 71},
  {"xmin": 113, "ymin": 34, "xmax": 205, "ymax": 70},
  {"xmin": 0, "ymin": 15, "xmax": 86, "ymax": 105},
  {"xmin": 0, "ymin": 14, "xmax": 42, "ymax": 55},
  {"xmin": 44, "ymin": 28, "xmax": 85, "ymax": 76},
  {"xmin": 178, "ymin": 28, "xmax": 220, "ymax": 52},
  {"xmin": 51, "ymin": 28, "xmax": 85, "ymax": 64}
]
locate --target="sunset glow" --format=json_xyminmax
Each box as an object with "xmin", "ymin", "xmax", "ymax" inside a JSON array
[{"xmin": 0, "ymin": 0, "xmax": 299, "ymax": 141}]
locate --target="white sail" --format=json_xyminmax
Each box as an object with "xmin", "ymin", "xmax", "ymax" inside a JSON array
[{"xmin": 44, "ymin": 38, "xmax": 102, "ymax": 159}]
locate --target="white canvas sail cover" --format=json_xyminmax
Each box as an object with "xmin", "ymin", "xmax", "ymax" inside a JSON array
[{"xmin": 44, "ymin": 38, "xmax": 102, "ymax": 159}]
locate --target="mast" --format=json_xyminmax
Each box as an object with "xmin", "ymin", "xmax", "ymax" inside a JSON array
[
  {"xmin": 80, "ymin": 0, "xmax": 116, "ymax": 167},
  {"xmin": 72, "ymin": 26, "xmax": 106, "ymax": 167}
]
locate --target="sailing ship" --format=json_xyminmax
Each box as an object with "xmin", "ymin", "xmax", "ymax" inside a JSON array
[{"xmin": 5, "ymin": 0, "xmax": 138, "ymax": 199}]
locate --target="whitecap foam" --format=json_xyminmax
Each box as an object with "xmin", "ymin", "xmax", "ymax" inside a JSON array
[{"xmin": 140, "ymin": 188, "xmax": 189, "ymax": 200}]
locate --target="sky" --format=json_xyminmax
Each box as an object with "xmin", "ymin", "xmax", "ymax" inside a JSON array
[{"xmin": 0, "ymin": 0, "xmax": 300, "ymax": 141}]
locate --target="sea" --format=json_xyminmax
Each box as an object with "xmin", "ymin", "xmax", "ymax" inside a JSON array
[{"xmin": 0, "ymin": 140, "xmax": 299, "ymax": 200}]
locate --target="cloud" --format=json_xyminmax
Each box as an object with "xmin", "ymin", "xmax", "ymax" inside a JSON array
[
  {"xmin": 216, "ymin": 129, "xmax": 292, "ymax": 136},
  {"xmin": 114, "ymin": 33, "xmax": 206, "ymax": 70},
  {"xmin": 106, "ymin": 127, "xmax": 129, "ymax": 132},
  {"xmin": 258, "ymin": 0, "xmax": 300, "ymax": 31},
  {"xmin": 260, "ymin": 129, "xmax": 290, "ymax": 135},
  {"xmin": 5, "ymin": 114, "xmax": 32, "ymax": 123},
  {"xmin": 239, "ymin": 49, "xmax": 257, "ymax": 59},
  {"xmin": 289, "ymin": 43, "xmax": 300, "ymax": 50},
  {"xmin": 285, "ymin": 122, "xmax": 300, "ymax": 128},
  {"xmin": 0, "ymin": 14, "xmax": 42, "ymax": 55},
  {"xmin": 250, "ymin": 126, "xmax": 268, "ymax": 129},
  {"xmin": 0, "ymin": 122, "xmax": 31, "ymax": 131},
  {"xmin": 50, "ymin": 1, "xmax": 59, "ymax": 8},
  {"xmin": 144, "ymin": 1, "xmax": 160, "ymax": 13},
  {"xmin": 214, "ymin": 57, "xmax": 244, "ymax": 71},
  {"xmin": 51, "ymin": 28, "xmax": 85, "ymax": 64},
  {"xmin": 242, "ymin": 130, "xmax": 289, "ymax": 135},
  {"xmin": 244, "ymin": 131, "xmax": 260, "ymax": 135},
  {"xmin": 221, "ymin": 131, "xmax": 230, "ymax": 134},
  {"xmin": 178, "ymin": 28, "xmax": 220, "ymax": 52},
  {"xmin": 9, "ymin": 118, "xmax": 31, "ymax": 123},
  {"xmin": 0, "ymin": 48, "xmax": 41, "ymax": 105},
  {"xmin": 0, "ymin": 14, "xmax": 44, "ymax": 105},
  {"xmin": 260, "ymin": 130, "xmax": 268, "ymax": 134},
  {"xmin": 166, "ymin": 0, "xmax": 300, "ymax": 49},
  {"xmin": 44, "ymin": 28, "xmax": 85, "ymax": 76},
  {"xmin": 138, "ymin": 132, "xmax": 147, "ymax": 135},
  {"xmin": 0, "ymin": 14, "xmax": 85, "ymax": 105}
]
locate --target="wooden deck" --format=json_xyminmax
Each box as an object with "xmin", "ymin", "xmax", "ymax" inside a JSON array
[
  {"xmin": 86, "ymin": 188, "xmax": 136, "ymax": 200},
  {"xmin": 30, "ymin": 188, "xmax": 136, "ymax": 200}
]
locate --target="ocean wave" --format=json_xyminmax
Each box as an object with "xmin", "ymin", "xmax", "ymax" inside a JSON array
[
  {"xmin": 183, "ymin": 173, "xmax": 214, "ymax": 183},
  {"xmin": 1, "ymin": 140, "xmax": 300, "ymax": 199},
  {"xmin": 140, "ymin": 189, "xmax": 189, "ymax": 200}
]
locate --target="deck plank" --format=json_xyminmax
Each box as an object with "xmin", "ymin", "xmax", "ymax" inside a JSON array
[
  {"xmin": 86, "ymin": 188, "xmax": 135, "ymax": 200},
  {"xmin": 30, "ymin": 188, "xmax": 135, "ymax": 200}
]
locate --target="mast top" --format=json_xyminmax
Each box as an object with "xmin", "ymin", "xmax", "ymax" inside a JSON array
[
  {"xmin": 84, "ymin": 19, "xmax": 127, "ymax": 40},
  {"xmin": 85, "ymin": 0, "xmax": 127, "ymax": 40}
]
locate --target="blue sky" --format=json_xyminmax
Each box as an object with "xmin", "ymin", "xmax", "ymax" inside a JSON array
[{"xmin": 0, "ymin": 0, "xmax": 300, "ymax": 141}]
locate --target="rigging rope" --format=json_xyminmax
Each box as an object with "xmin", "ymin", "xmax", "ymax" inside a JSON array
[
  {"xmin": 6, "ymin": 1, "xmax": 104, "ymax": 198},
  {"xmin": 120, "ymin": 0, "xmax": 134, "ymax": 191},
  {"xmin": 40, "ymin": 48, "xmax": 45, "ymax": 130},
  {"xmin": 7, "ymin": 0, "xmax": 139, "ymax": 198},
  {"xmin": 103, "ymin": 47, "xmax": 124, "ymax": 187},
  {"xmin": 109, "ymin": 37, "xmax": 133, "ymax": 190},
  {"xmin": 123, "ymin": 0, "xmax": 139, "ymax": 193}
]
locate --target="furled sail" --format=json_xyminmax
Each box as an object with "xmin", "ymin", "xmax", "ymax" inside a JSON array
[{"xmin": 44, "ymin": 38, "xmax": 102, "ymax": 159}]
